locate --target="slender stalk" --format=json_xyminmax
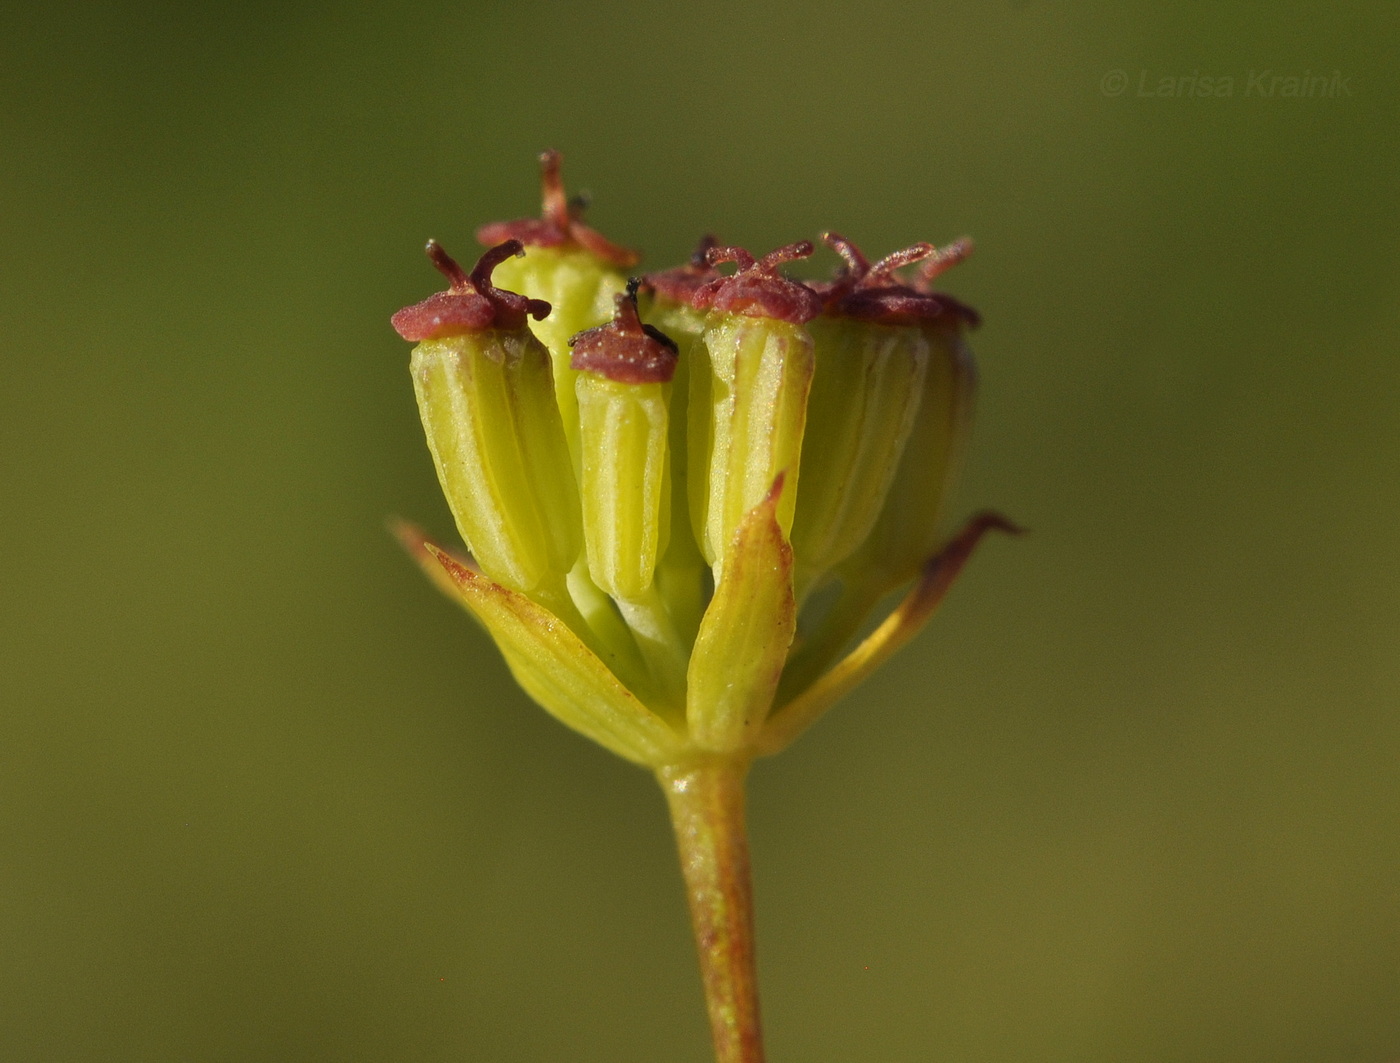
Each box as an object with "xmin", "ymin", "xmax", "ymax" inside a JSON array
[{"xmin": 658, "ymin": 757, "xmax": 765, "ymax": 1063}]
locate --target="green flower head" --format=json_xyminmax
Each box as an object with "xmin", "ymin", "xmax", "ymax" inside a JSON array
[{"xmin": 392, "ymin": 152, "xmax": 1017, "ymax": 769}]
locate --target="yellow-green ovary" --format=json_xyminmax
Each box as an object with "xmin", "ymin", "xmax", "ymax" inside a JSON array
[
  {"xmin": 411, "ymin": 331, "xmax": 581, "ymax": 595},
  {"xmin": 690, "ymin": 314, "xmax": 814, "ymax": 578},
  {"xmin": 847, "ymin": 327, "xmax": 975, "ymax": 591},
  {"xmin": 789, "ymin": 318, "xmax": 929, "ymax": 601},
  {"xmin": 491, "ymin": 247, "xmax": 629, "ymax": 478},
  {"xmin": 576, "ymin": 373, "xmax": 672, "ymax": 601}
]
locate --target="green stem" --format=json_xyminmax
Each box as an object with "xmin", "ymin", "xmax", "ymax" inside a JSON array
[{"xmin": 658, "ymin": 758, "xmax": 765, "ymax": 1063}]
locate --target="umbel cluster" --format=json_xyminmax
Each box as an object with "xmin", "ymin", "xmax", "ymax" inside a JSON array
[{"xmin": 392, "ymin": 151, "xmax": 1012, "ymax": 768}]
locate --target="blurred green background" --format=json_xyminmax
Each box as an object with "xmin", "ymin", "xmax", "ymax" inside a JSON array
[{"xmin": 3, "ymin": 1, "xmax": 1398, "ymax": 1060}]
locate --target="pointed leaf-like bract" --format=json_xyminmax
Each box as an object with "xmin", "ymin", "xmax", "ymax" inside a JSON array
[
  {"xmin": 687, "ymin": 477, "xmax": 797, "ymax": 754},
  {"xmin": 758, "ymin": 511, "xmax": 1021, "ymax": 756},
  {"xmin": 389, "ymin": 518, "xmax": 484, "ymax": 626},
  {"xmin": 425, "ymin": 544, "xmax": 682, "ymax": 767}
]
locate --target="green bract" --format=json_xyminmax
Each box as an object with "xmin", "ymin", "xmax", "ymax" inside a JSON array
[{"xmin": 392, "ymin": 155, "xmax": 1013, "ymax": 768}]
